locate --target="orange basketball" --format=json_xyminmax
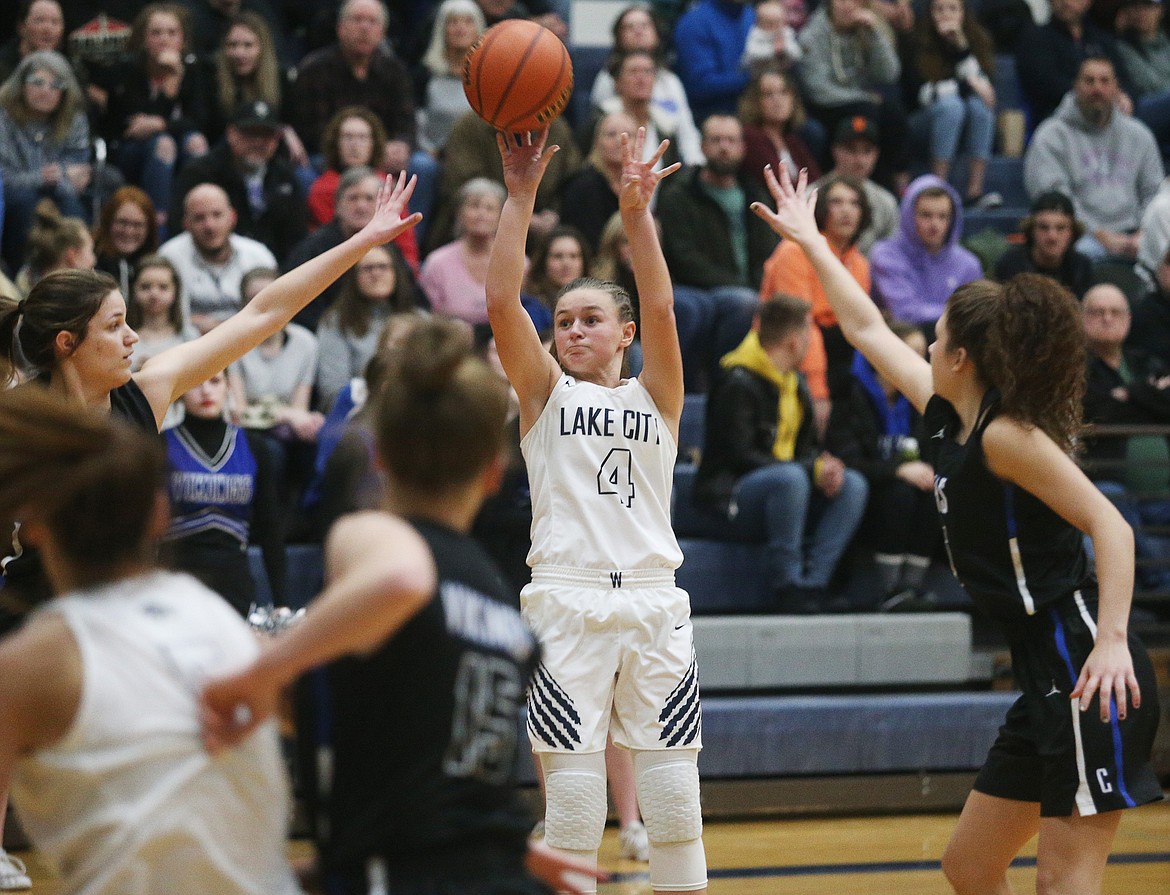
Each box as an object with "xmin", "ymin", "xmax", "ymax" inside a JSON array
[{"xmin": 463, "ymin": 20, "xmax": 573, "ymax": 133}]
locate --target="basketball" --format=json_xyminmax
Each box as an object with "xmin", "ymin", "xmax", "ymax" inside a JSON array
[{"xmin": 462, "ymin": 20, "xmax": 574, "ymax": 133}]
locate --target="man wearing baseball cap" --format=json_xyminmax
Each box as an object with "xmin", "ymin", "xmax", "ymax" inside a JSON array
[
  {"xmin": 169, "ymin": 99, "xmax": 308, "ymax": 260},
  {"xmin": 813, "ymin": 116, "xmax": 898, "ymax": 255}
]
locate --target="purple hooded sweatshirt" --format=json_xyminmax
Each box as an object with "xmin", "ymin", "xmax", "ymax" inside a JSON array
[{"xmin": 869, "ymin": 175, "xmax": 983, "ymax": 324}]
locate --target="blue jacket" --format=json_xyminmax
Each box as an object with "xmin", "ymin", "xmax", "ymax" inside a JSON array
[{"xmin": 673, "ymin": 0, "xmax": 754, "ymax": 123}]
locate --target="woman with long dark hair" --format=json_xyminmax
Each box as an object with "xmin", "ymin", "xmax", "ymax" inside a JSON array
[
  {"xmin": 905, "ymin": 0, "xmax": 998, "ymax": 205},
  {"xmin": 316, "ymin": 244, "xmax": 421, "ymax": 410},
  {"xmin": 754, "ymin": 165, "xmax": 1162, "ymax": 895},
  {"xmin": 0, "ymin": 171, "xmax": 418, "ymax": 601},
  {"xmin": 738, "ymin": 64, "xmax": 820, "ymax": 186}
]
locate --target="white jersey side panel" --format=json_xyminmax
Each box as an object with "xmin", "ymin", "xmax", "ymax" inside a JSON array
[
  {"xmin": 11, "ymin": 571, "xmax": 300, "ymax": 895},
  {"xmin": 522, "ymin": 376, "xmax": 683, "ymax": 570}
]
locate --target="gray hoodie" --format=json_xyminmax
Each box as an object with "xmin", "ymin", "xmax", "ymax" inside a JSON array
[{"xmin": 1023, "ymin": 91, "xmax": 1163, "ymax": 235}]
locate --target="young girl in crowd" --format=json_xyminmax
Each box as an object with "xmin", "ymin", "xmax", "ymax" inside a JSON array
[
  {"xmin": 162, "ymin": 370, "xmax": 286, "ymax": 615},
  {"xmin": 753, "ymin": 165, "xmax": 1161, "ymax": 895},
  {"xmin": 126, "ymin": 254, "xmax": 196, "ymax": 371},
  {"xmin": 487, "ymin": 126, "xmax": 708, "ymax": 893}
]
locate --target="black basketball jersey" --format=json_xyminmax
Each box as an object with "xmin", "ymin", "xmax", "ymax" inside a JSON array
[
  {"xmin": 109, "ymin": 378, "xmax": 158, "ymax": 431},
  {"xmin": 922, "ymin": 392, "xmax": 1091, "ymax": 621},
  {"xmin": 303, "ymin": 518, "xmax": 540, "ymax": 884}
]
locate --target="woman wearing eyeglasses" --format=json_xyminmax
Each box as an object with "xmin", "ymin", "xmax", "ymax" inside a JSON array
[
  {"xmin": 0, "ymin": 49, "xmax": 90, "ymax": 272},
  {"xmin": 315, "ymin": 244, "xmax": 423, "ymax": 412}
]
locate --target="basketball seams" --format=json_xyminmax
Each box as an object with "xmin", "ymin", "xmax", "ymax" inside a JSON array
[
  {"xmin": 464, "ymin": 27, "xmax": 503, "ymax": 125},
  {"xmin": 492, "ymin": 29, "xmax": 544, "ymax": 129},
  {"xmin": 518, "ymin": 42, "xmax": 574, "ymax": 131},
  {"xmin": 464, "ymin": 21, "xmax": 574, "ymax": 133}
]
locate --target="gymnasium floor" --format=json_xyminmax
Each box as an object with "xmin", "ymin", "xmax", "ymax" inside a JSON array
[{"xmin": 15, "ymin": 798, "xmax": 1170, "ymax": 893}]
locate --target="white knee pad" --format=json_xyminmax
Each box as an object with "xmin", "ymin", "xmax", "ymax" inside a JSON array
[
  {"xmin": 540, "ymin": 751, "xmax": 608, "ymax": 853},
  {"xmin": 633, "ymin": 749, "xmax": 707, "ymax": 892}
]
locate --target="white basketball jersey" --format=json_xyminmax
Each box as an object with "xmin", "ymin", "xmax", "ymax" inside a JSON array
[
  {"xmin": 522, "ymin": 375, "xmax": 683, "ymax": 570},
  {"xmin": 10, "ymin": 571, "xmax": 300, "ymax": 895}
]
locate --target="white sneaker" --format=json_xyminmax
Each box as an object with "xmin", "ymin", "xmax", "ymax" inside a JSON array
[
  {"xmin": 619, "ymin": 821, "xmax": 649, "ymax": 862},
  {"xmin": 0, "ymin": 850, "xmax": 31, "ymax": 891}
]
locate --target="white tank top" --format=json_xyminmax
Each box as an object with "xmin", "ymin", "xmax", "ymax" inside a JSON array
[
  {"xmin": 10, "ymin": 571, "xmax": 300, "ymax": 895},
  {"xmin": 522, "ymin": 375, "xmax": 683, "ymax": 571}
]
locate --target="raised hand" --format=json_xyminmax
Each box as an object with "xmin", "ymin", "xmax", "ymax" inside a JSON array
[
  {"xmin": 750, "ymin": 164, "xmax": 821, "ymax": 247},
  {"xmin": 619, "ymin": 128, "xmax": 681, "ymax": 213},
  {"xmin": 496, "ymin": 128, "xmax": 560, "ymax": 199},
  {"xmin": 359, "ymin": 171, "xmax": 423, "ymax": 247}
]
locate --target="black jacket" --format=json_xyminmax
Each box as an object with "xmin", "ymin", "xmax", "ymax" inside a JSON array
[
  {"xmin": 170, "ymin": 141, "xmax": 308, "ymax": 262},
  {"xmin": 824, "ymin": 379, "xmax": 926, "ymax": 486},
  {"xmin": 657, "ymin": 165, "xmax": 779, "ymax": 290},
  {"xmin": 994, "ymin": 244, "xmax": 1096, "ymax": 300},
  {"xmin": 694, "ymin": 365, "xmax": 817, "ymax": 516},
  {"xmin": 1082, "ymin": 348, "xmax": 1170, "ymax": 479},
  {"xmin": 1128, "ymin": 287, "xmax": 1170, "ymax": 360}
]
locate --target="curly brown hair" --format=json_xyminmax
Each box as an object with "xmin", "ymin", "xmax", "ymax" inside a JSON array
[{"xmin": 944, "ymin": 274, "xmax": 1085, "ymax": 454}]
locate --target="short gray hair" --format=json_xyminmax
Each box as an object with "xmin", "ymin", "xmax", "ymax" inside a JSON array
[{"xmin": 338, "ymin": 165, "xmax": 381, "ymax": 198}]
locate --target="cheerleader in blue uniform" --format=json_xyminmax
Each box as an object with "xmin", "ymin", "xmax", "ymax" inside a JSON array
[
  {"xmin": 753, "ymin": 167, "xmax": 1161, "ymax": 895},
  {"xmin": 163, "ymin": 371, "xmax": 285, "ymax": 615}
]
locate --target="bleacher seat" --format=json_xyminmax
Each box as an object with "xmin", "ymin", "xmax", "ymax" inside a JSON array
[
  {"xmin": 672, "ymin": 462, "xmax": 741, "ymax": 540},
  {"xmin": 693, "ymin": 613, "xmax": 973, "ymax": 688},
  {"xmin": 677, "ymin": 538, "xmax": 771, "ymax": 613},
  {"xmin": 694, "ymin": 691, "xmax": 1016, "ymax": 778},
  {"xmin": 248, "ymin": 544, "xmax": 324, "ymax": 609},
  {"xmin": 566, "ymin": 45, "xmax": 610, "ymax": 129},
  {"xmin": 947, "ymin": 156, "xmax": 1028, "ymax": 212},
  {"xmin": 513, "ymin": 691, "xmax": 1018, "ymax": 784},
  {"xmin": 993, "ymin": 54, "xmax": 1024, "ymax": 114},
  {"xmin": 677, "ymin": 392, "xmax": 706, "ymax": 463}
]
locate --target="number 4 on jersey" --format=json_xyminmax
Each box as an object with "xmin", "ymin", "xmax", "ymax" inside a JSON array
[{"xmin": 597, "ymin": 448, "xmax": 635, "ymax": 507}]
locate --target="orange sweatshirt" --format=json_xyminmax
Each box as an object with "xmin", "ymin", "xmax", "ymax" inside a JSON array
[{"xmin": 758, "ymin": 238, "xmax": 871, "ymax": 400}]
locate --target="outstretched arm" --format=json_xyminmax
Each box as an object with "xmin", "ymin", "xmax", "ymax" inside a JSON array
[
  {"xmin": 486, "ymin": 130, "xmax": 563, "ymax": 436},
  {"xmin": 200, "ymin": 510, "xmax": 436, "ymax": 752},
  {"xmin": 751, "ymin": 166, "xmax": 934, "ymax": 414},
  {"xmin": 135, "ymin": 174, "xmax": 422, "ymax": 429},
  {"xmin": 620, "ymin": 129, "xmax": 684, "ymax": 435}
]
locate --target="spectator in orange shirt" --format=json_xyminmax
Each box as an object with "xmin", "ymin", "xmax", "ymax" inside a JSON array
[{"xmin": 759, "ymin": 173, "xmax": 872, "ymax": 427}]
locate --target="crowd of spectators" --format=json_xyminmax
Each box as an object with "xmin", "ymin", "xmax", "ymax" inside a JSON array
[{"xmin": 4, "ymin": 0, "xmax": 1170, "ymax": 614}]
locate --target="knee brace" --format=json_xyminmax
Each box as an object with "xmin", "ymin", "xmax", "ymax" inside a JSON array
[
  {"xmin": 540, "ymin": 750, "xmax": 607, "ymax": 853},
  {"xmin": 633, "ymin": 749, "xmax": 707, "ymax": 891}
]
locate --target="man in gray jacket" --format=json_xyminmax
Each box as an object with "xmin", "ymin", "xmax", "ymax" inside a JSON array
[{"xmin": 1024, "ymin": 54, "xmax": 1163, "ymax": 260}]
